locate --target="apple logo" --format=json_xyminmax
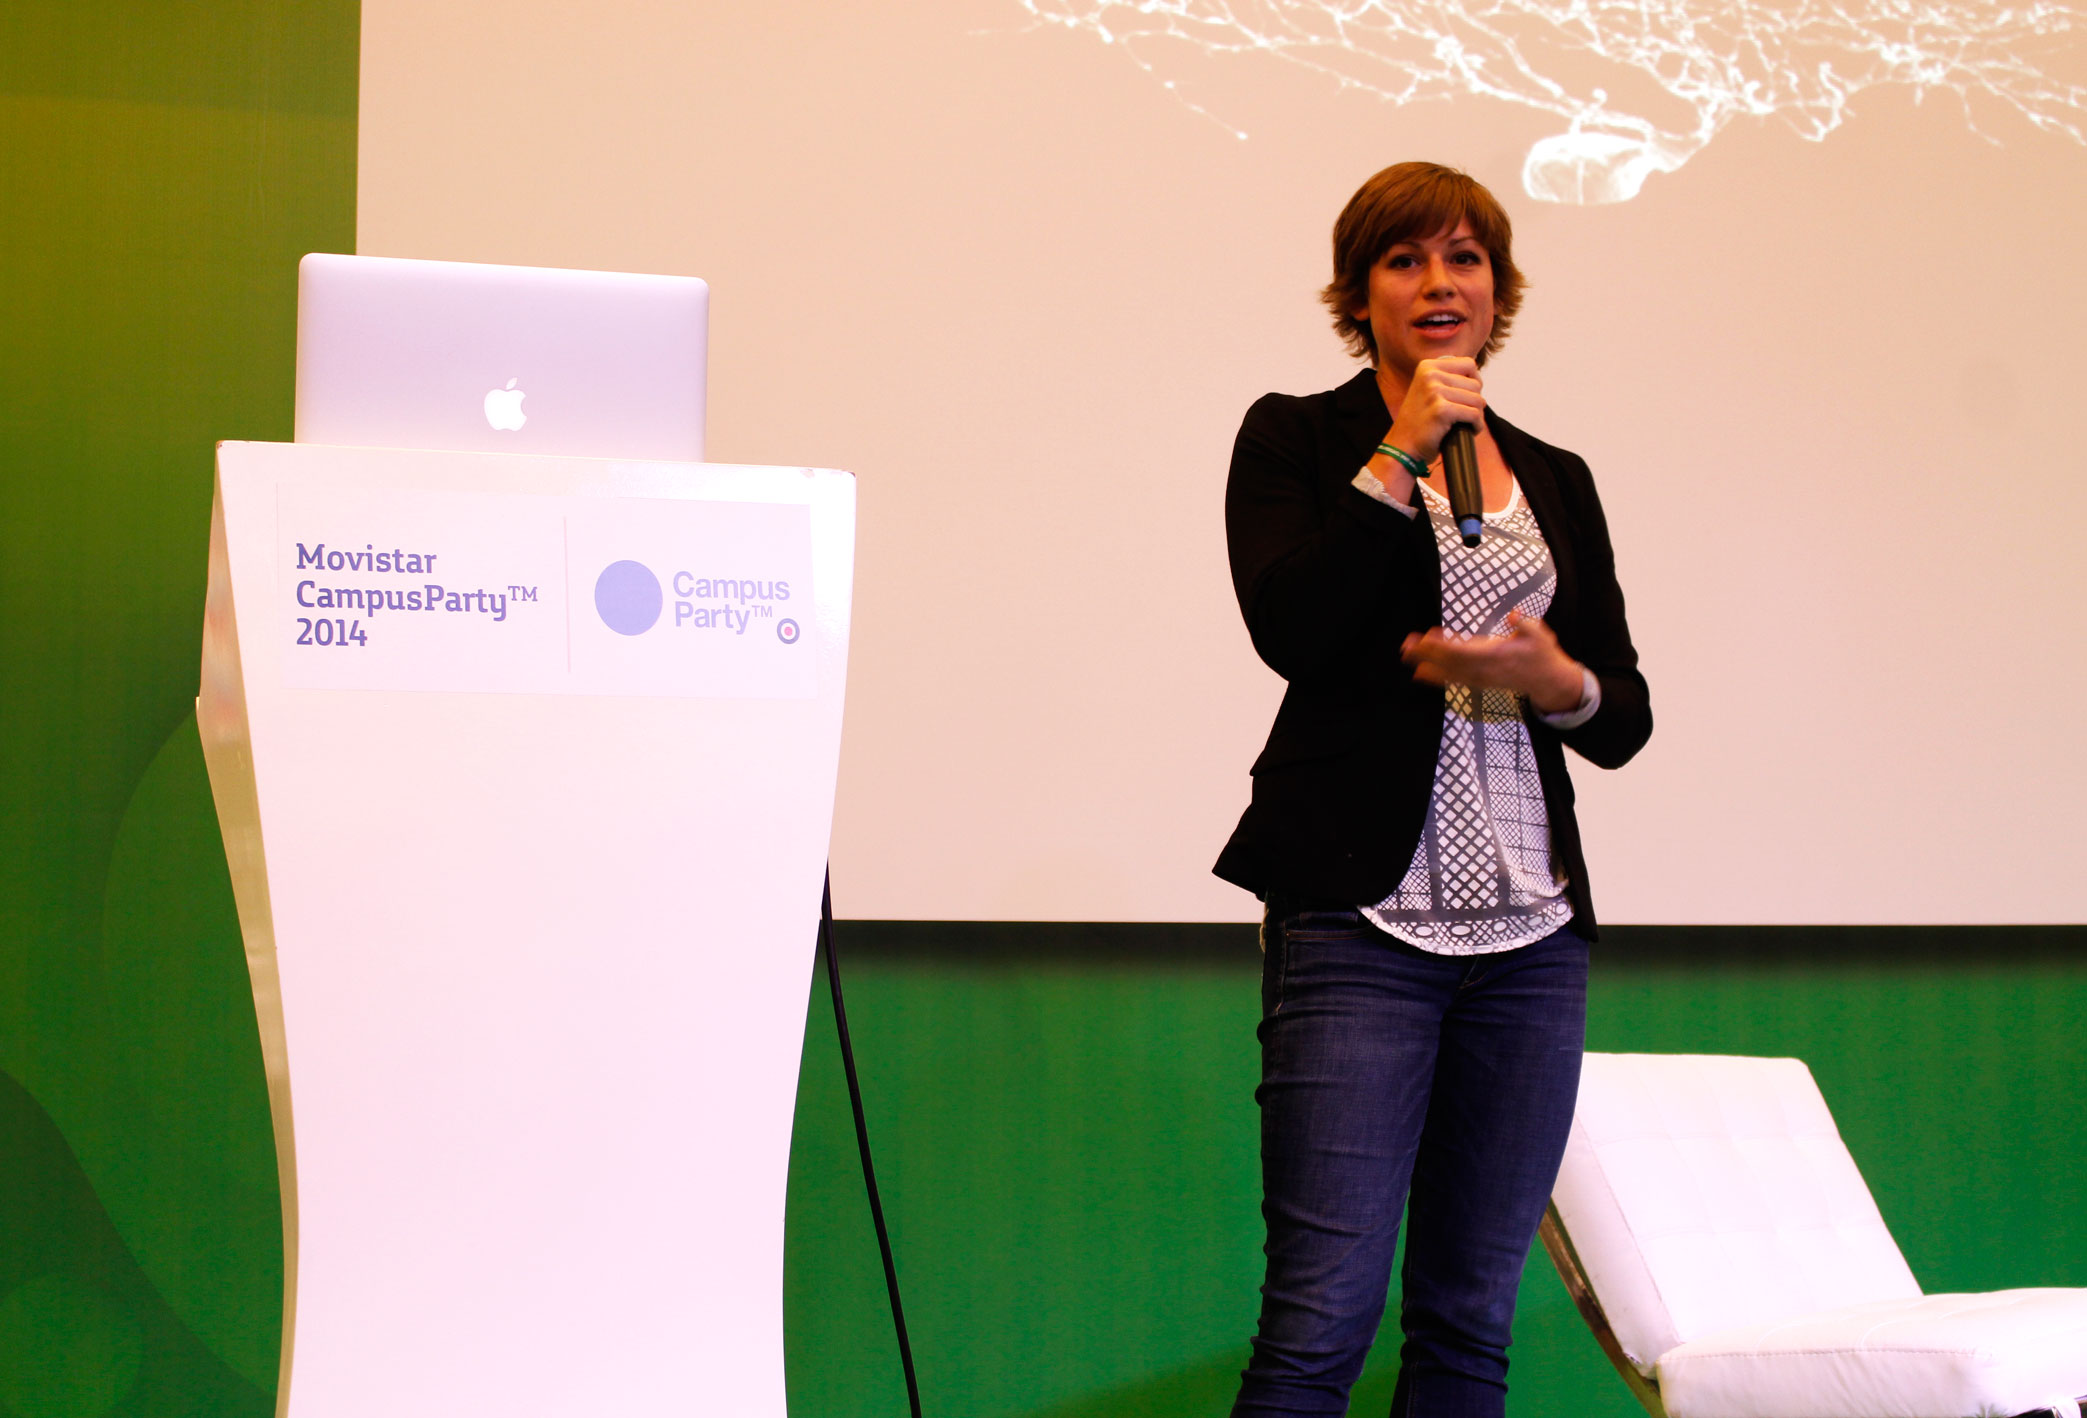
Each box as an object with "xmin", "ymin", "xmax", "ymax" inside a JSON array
[{"xmin": 484, "ymin": 378, "xmax": 527, "ymax": 431}]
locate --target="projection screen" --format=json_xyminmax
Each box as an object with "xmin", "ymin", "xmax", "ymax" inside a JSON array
[{"xmin": 357, "ymin": 0, "xmax": 2087, "ymax": 923}]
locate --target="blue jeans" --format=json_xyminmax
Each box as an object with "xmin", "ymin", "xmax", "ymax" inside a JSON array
[{"xmin": 1231, "ymin": 905, "xmax": 1588, "ymax": 1418}]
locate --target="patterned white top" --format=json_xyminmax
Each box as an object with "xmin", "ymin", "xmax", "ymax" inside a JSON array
[{"xmin": 1361, "ymin": 479, "xmax": 1574, "ymax": 954}]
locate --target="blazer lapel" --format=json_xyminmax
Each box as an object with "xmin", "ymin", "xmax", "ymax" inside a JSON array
[{"xmin": 1333, "ymin": 367, "xmax": 1392, "ymax": 471}]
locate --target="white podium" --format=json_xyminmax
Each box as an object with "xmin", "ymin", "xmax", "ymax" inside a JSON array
[{"xmin": 198, "ymin": 441, "xmax": 854, "ymax": 1418}]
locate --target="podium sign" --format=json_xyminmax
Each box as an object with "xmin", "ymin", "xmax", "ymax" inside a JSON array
[{"xmin": 199, "ymin": 442, "xmax": 854, "ymax": 1418}]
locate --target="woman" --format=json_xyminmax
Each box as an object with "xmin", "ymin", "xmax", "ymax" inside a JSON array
[{"xmin": 1214, "ymin": 162, "xmax": 1652, "ymax": 1417}]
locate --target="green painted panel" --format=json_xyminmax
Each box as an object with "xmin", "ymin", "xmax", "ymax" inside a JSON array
[
  {"xmin": 95, "ymin": 720, "xmax": 281, "ymax": 1390},
  {"xmin": 0, "ymin": 2, "xmax": 356, "ymax": 114},
  {"xmin": 0, "ymin": 1, "xmax": 357, "ymax": 1406},
  {"xmin": 0, "ymin": 1065, "xmax": 268, "ymax": 1418},
  {"xmin": 784, "ymin": 950, "xmax": 2087, "ymax": 1417}
]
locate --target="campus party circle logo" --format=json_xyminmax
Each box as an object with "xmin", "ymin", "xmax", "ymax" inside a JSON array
[
  {"xmin": 776, "ymin": 618, "xmax": 801, "ymax": 645},
  {"xmin": 594, "ymin": 560, "xmax": 663, "ymax": 636}
]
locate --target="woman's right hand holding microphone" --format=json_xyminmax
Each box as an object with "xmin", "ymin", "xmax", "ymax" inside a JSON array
[{"xmin": 1371, "ymin": 356, "xmax": 1487, "ymax": 493}]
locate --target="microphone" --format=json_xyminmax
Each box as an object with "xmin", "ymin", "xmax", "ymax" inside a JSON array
[{"xmin": 1440, "ymin": 422, "xmax": 1483, "ymax": 548}]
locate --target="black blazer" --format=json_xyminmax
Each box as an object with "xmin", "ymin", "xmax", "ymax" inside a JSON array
[{"xmin": 1212, "ymin": 368, "xmax": 1651, "ymax": 938}]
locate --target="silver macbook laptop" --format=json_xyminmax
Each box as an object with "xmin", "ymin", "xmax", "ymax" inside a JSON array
[{"xmin": 295, "ymin": 253, "xmax": 708, "ymax": 461}]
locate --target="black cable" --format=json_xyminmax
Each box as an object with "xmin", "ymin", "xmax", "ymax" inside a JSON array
[{"xmin": 820, "ymin": 870, "xmax": 923, "ymax": 1418}]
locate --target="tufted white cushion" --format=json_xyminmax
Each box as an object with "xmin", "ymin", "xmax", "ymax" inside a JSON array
[
  {"xmin": 1659, "ymin": 1289, "xmax": 2087, "ymax": 1418},
  {"xmin": 1553, "ymin": 1054, "xmax": 1921, "ymax": 1373}
]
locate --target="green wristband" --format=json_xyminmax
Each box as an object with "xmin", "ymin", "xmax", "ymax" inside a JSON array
[{"xmin": 1375, "ymin": 442, "xmax": 1429, "ymax": 481}]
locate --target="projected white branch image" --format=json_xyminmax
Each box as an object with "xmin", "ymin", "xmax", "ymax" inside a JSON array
[{"xmin": 1011, "ymin": 0, "xmax": 2087, "ymax": 203}]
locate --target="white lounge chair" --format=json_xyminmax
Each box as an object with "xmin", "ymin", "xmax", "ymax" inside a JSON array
[{"xmin": 1541, "ymin": 1053, "xmax": 2087, "ymax": 1418}]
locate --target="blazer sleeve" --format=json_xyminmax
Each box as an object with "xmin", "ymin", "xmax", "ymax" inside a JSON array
[
  {"xmin": 1551, "ymin": 449, "xmax": 1652, "ymax": 769},
  {"xmin": 1225, "ymin": 393, "xmax": 1436, "ymax": 683}
]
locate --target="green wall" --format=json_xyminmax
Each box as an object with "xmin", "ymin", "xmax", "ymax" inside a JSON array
[
  {"xmin": 0, "ymin": 4, "xmax": 358, "ymax": 1414},
  {"xmin": 785, "ymin": 936, "xmax": 2087, "ymax": 1417}
]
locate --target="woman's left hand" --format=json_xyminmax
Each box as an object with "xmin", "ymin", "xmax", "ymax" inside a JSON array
[{"xmin": 1402, "ymin": 612, "xmax": 1586, "ymax": 714}]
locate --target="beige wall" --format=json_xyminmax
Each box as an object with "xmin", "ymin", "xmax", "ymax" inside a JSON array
[{"xmin": 360, "ymin": 0, "xmax": 2087, "ymax": 922}]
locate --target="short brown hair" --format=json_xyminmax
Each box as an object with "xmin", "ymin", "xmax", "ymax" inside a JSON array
[{"xmin": 1321, "ymin": 162, "xmax": 1525, "ymax": 366}]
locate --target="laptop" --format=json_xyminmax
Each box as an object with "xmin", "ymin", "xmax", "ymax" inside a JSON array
[{"xmin": 294, "ymin": 253, "xmax": 709, "ymax": 461}]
